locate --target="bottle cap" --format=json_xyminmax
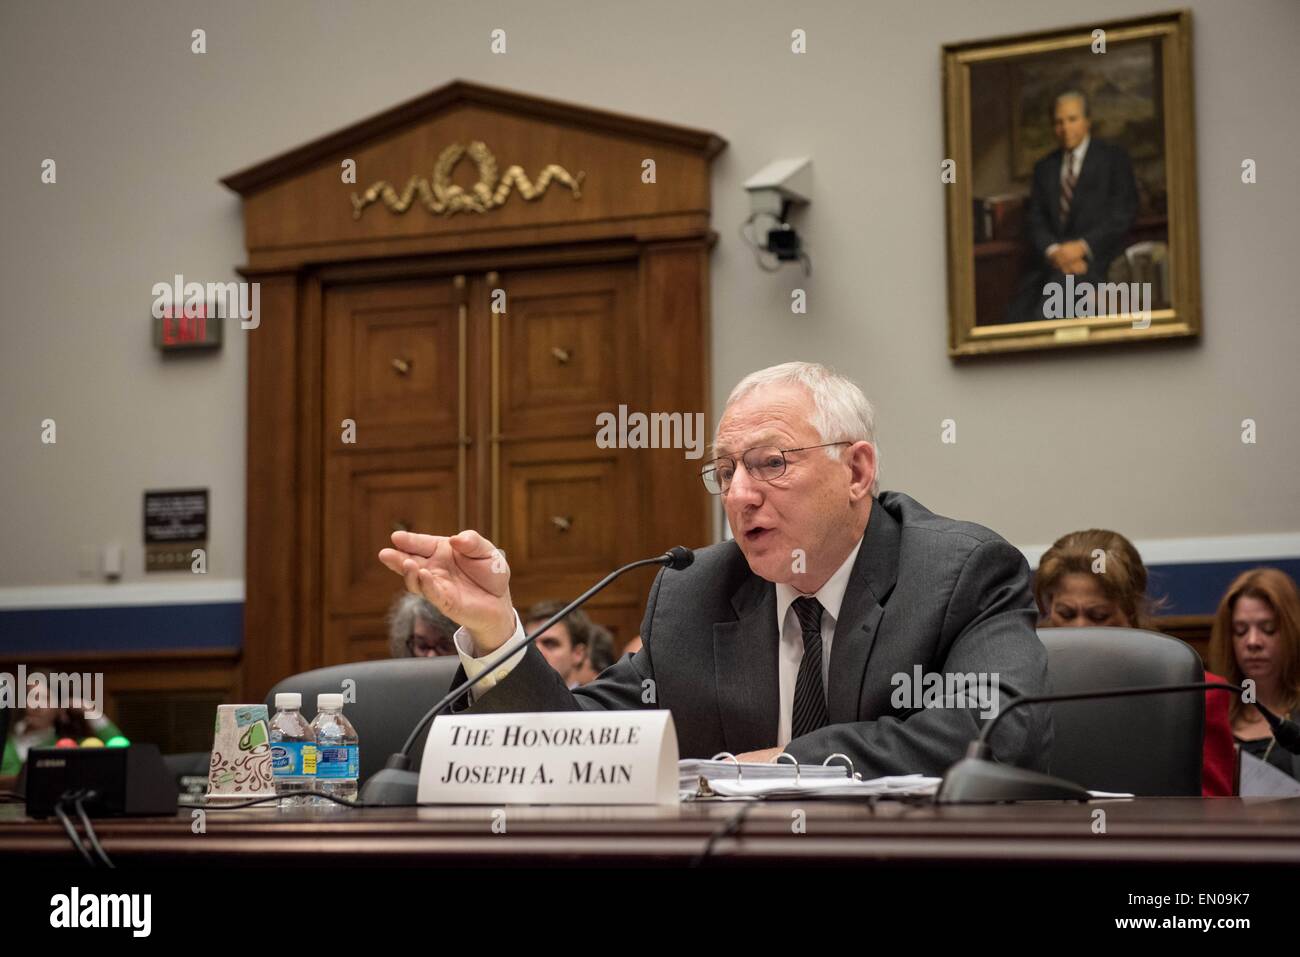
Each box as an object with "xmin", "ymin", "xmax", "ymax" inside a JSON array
[
  {"xmin": 276, "ymin": 692, "xmax": 302, "ymax": 709},
  {"xmin": 317, "ymin": 693, "xmax": 344, "ymax": 710}
]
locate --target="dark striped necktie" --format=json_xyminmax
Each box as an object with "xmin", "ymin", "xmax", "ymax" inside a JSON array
[
  {"xmin": 791, "ymin": 596, "xmax": 830, "ymax": 738},
  {"xmin": 1059, "ymin": 149, "xmax": 1078, "ymax": 228}
]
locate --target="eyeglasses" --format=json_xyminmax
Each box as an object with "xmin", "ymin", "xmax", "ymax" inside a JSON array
[
  {"xmin": 407, "ymin": 633, "xmax": 455, "ymax": 657},
  {"xmin": 699, "ymin": 442, "xmax": 854, "ymax": 495}
]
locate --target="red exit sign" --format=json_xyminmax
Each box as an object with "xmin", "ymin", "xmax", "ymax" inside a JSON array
[{"xmin": 154, "ymin": 304, "xmax": 223, "ymax": 351}]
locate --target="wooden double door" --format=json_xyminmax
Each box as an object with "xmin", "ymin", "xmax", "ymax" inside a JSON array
[{"xmin": 320, "ymin": 260, "xmax": 679, "ymax": 661}]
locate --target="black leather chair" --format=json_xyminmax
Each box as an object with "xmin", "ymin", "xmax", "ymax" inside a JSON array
[
  {"xmin": 266, "ymin": 656, "xmax": 461, "ymax": 784},
  {"xmin": 1039, "ymin": 627, "xmax": 1205, "ymax": 796}
]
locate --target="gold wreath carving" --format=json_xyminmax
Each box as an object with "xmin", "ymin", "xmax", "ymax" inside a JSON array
[{"xmin": 351, "ymin": 141, "xmax": 585, "ymax": 219}]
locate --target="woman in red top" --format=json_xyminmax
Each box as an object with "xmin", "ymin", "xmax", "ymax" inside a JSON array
[
  {"xmin": 1208, "ymin": 568, "xmax": 1300, "ymax": 783},
  {"xmin": 1033, "ymin": 529, "xmax": 1235, "ymax": 796}
]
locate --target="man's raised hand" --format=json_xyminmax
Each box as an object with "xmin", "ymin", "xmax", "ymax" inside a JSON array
[{"xmin": 378, "ymin": 530, "xmax": 517, "ymax": 655}]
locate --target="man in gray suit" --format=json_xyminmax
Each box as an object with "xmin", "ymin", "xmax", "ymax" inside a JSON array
[{"xmin": 379, "ymin": 362, "xmax": 1051, "ymax": 777}]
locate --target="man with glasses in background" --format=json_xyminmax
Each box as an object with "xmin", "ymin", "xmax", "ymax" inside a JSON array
[{"xmin": 379, "ymin": 362, "xmax": 1051, "ymax": 776}]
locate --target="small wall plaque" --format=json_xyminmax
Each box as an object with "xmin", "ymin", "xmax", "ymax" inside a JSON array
[{"xmin": 144, "ymin": 488, "xmax": 208, "ymax": 572}]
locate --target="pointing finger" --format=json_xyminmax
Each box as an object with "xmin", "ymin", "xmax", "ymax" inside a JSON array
[
  {"xmin": 378, "ymin": 548, "xmax": 413, "ymax": 574},
  {"xmin": 390, "ymin": 530, "xmax": 445, "ymax": 557}
]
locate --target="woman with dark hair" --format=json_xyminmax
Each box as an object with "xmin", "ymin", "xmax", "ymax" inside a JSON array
[
  {"xmin": 1209, "ymin": 568, "xmax": 1300, "ymax": 782},
  {"xmin": 1034, "ymin": 529, "xmax": 1236, "ymax": 797},
  {"xmin": 1034, "ymin": 529, "xmax": 1154, "ymax": 628}
]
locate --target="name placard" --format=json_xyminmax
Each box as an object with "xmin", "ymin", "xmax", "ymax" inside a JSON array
[{"xmin": 418, "ymin": 711, "xmax": 679, "ymax": 805}]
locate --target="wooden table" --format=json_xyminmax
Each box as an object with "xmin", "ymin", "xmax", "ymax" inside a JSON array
[
  {"xmin": 5, "ymin": 796, "xmax": 1300, "ymax": 867},
  {"xmin": 8, "ymin": 796, "xmax": 1291, "ymax": 939}
]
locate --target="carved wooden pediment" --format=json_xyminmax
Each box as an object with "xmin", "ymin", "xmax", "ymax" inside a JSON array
[{"xmin": 222, "ymin": 80, "xmax": 726, "ymax": 268}]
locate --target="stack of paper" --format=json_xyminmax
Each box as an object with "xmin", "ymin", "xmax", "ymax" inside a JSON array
[
  {"xmin": 702, "ymin": 773, "xmax": 942, "ymax": 800},
  {"xmin": 678, "ymin": 758, "xmax": 848, "ymax": 796}
]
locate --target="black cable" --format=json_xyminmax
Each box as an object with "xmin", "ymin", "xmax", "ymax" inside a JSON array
[
  {"xmin": 308, "ymin": 792, "xmax": 421, "ymax": 808},
  {"xmin": 690, "ymin": 801, "xmax": 755, "ymax": 868},
  {"xmin": 73, "ymin": 793, "xmax": 114, "ymax": 868},
  {"xmin": 202, "ymin": 791, "xmax": 422, "ymax": 810},
  {"xmin": 199, "ymin": 795, "xmax": 281, "ymax": 810},
  {"xmin": 54, "ymin": 799, "xmax": 95, "ymax": 867},
  {"xmin": 739, "ymin": 216, "xmax": 783, "ymax": 273},
  {"xmin": 976, "ymin": 680, "xmax": 1295, "ymax": 753}
]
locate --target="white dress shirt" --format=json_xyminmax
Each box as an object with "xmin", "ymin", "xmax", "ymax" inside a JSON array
[
  {"xmin": 455, "ymin": 533, "xmax": 867, "ymax": 740},
  {"xmin": 773, "ymin": 535, "xmax": 863, "ymax": 747},
  {"xmin": 454, "ymin": 611, "xmax": 530, "ymax": 699}
]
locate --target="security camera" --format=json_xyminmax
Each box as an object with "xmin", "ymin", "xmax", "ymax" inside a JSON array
[
  {"xmin": 742, "ymin": 158, "xmax": 812, "ymax": 272},
  {"xmin": 745, "ymin": 157, "xmax": 812, "ymax": 215}
]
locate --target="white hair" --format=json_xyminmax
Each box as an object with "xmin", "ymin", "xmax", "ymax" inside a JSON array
[
  {"xmin": 722, "ymin": 361, "xmax": 880, "ymax": 496},
  {"xmin": 1053, "ymin": 89, "xmax": 1090, "ymax": 119}
]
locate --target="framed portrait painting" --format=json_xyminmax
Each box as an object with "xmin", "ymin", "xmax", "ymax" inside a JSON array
[{"xmin": 943, "ymin": 11, "xmax": 1201, "ymax": 357}]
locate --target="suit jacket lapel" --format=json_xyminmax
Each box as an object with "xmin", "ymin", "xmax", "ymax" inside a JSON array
[
  {"xmin": 827, "ymin": 502, "xmax": 901, "ymax": 724},
  {"xmin": 1075, "ymin": 140, "xmax": 1100, "ymax": 190},
  {"xmin": 713, "ymin": 573, "xmax": 779, "ymax": 754},
  {"xmin": 1049, "ymin": 150, "xmax": 1065, "ymax": 234}
]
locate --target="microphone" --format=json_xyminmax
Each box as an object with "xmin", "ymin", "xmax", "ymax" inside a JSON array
[
  {"xmin": 663, "ymin": 545, "xmax": 695, "ymax": 570},
  {"xmin": 937, "ymin": 680, "xmax": 1300, "ymax": 804},
  {"xmin": 1261, "ymin": 702, "xmax": 1300, "ymax": 754},
  {"xmin": 359, "ymin": 546, "xmax": 695, "ymax": 805}
]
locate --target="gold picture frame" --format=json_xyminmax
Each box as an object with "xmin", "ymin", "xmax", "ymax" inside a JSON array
[{"xmin": 943, "ymin": 11, "xmax": 1200, "ymax": 357}]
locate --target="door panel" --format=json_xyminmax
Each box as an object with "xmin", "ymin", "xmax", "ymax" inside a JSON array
[
  {"xmin": 324, "ymin": 281, "xmax": 461, "ymax": 453},
  {"xmin": 498, "ymin": 437, "xmax": 644, "ymax": 609},
  {"xmin": 496, "ymin": 264, "xmax": 638, "ymax": 440},
  {"xmin": 324, "ymin": 448, "xmax": 460, "ymax": 616},
  {"xmin": 323, "ymin": 615, "xmax": 393, "ymax": 665},
  {"xmin": 311, "ymin": 256, "xmax": 702, "ymax": 675}
]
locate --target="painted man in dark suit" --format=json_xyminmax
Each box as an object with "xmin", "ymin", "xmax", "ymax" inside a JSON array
[
  {"xmin": 380, "ymin": 362, "xmax": 1052, "ymax": 778},
  {"xmin": 1006, "ymin": 90, "xmax": 1138, "ymax": 324}
]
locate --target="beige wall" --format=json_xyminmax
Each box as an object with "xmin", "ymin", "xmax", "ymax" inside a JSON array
[{"xmin": 2, "ymin": 0, "xmax": 1297, "ymax": 593}]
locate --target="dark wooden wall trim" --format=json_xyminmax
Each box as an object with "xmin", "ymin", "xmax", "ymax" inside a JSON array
[
  {"xmin": 241, "ymin": 272, "xmax": 302, "ymax": 697},
  {"xmin": 0, "ymin": 650, "xmax": 241, "ymax": 708},
  {"xmin": 1154, "ymin": 614, "xmax": 1213, "ymax": 667}
]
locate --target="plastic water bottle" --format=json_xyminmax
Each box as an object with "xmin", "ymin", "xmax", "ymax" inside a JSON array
[
  {"xmin": 269, "ymin": 692, "xmax": 316, "ymax": 809},
  {"xmin": 310, "ymin": 693, "xmax": 359, "ymax": 807}
]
